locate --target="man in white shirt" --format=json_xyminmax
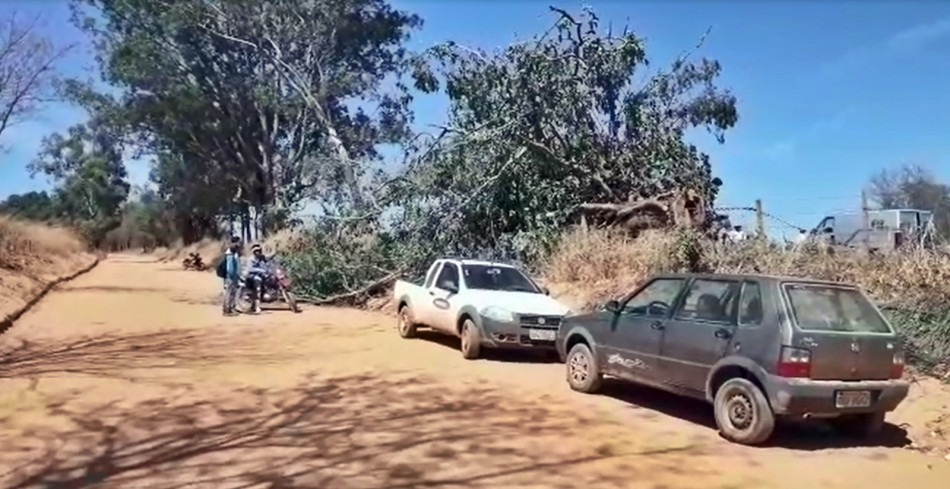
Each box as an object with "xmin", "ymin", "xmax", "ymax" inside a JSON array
[
  {"xmin": 727, "ymin": 225, "xmax": 746, "ymax": 242},
  {"xmin": 793, "ymin": 228, "xmax": 808, "ymax": 246}
]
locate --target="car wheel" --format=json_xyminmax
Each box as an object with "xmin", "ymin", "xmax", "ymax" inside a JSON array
[
  {"xmin": 397, "ymin": 306, "xmax": 418, "ymax": 339},
  {"xmin": 832, "ymin": 412, "xmax": 886, "ymax": 438},
  {"xmin": 566, "ymin": 343, "xmax": 602, "ymax": 393},
  {"xmin": 713, "ymin": 377, "xmax": 775, "ymax": 445},
  {"xmin": 460, "ymin": 319, "xmax": 481, "ymax": 359}
]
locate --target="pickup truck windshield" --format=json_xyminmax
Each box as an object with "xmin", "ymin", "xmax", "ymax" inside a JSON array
[
  {"xmin": 783, "ymin": 283, "xmax": 892, "ymax": 334},
  {"xmin": 462, "ymin": 265, "xmax": 540, "ymax": 293}
]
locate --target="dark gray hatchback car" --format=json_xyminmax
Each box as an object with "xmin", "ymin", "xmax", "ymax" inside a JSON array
[{"xmin": 555, "ymin": 272, "xmax": 910, "ymax": 445}]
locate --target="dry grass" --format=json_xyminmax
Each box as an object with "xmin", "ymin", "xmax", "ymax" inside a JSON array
[
  {"xmin": 0, "ymin": 215, "xmax": 95, "ymax": 320},
  {"xmin": 543, "ymin": 227, "xmax": 950, "ymax": 370},
  {"xmin": 0, "ymin": 216, "xmax": 86, "ymax": 271}
]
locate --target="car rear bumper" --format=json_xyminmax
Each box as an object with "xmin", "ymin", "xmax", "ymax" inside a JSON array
[
  {"xmin": 764, "ymin": 376, "xmax": 910, "ymax": 416},
  {"xmin": 479, "ymin": 317, "xmax": 558, "ymax": 350}
]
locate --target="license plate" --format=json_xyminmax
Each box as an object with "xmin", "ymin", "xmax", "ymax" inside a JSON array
[
  {"xmin": 835, "ymin": 390, "xmax": 872, "ymax": 408},
  {"xmin": 527, "ymin": 329, "xmax": 556, "ymax": 341}
]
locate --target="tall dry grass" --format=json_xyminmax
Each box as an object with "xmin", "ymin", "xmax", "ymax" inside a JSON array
[
  {"xmin": 543, "ymin": 227, "xmax": 950, "ymax": 370},
  {"xmin": 0, "ymin": 215, "xmax": 86, "ymax": 271}
]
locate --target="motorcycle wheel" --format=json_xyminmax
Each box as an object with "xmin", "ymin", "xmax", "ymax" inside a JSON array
[{"xmin": 282, "ymin": 289, "xmax": 301, "ymax": 313}]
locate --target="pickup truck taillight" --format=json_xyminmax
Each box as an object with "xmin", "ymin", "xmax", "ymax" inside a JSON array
[
  {"xmin": 777, "ymin": 346, "xmax": 811, "ymax": 378},
  {"xmin": 889, "ymin": 353, "xmax": 904, "ymax": 379}
]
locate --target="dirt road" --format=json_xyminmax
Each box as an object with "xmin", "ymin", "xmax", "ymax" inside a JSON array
[{"xmin": 1, "ymin": 255, "xmax": 948, "ymax": 488}]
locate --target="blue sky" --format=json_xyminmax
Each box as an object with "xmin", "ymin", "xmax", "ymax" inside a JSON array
[{"xmin": 2, "ymin": 0, "xmax": 950, "ymax": 239}]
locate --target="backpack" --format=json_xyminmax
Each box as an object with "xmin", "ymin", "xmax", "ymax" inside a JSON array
[{"xmin": 216, "ymin": 255, "xmax": 228, "ymax": 278}]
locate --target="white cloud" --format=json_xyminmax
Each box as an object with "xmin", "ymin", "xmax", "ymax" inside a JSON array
[
  {"xmin": 761, "ymin": 107, "xmax": 855, "ymax": 161},
  {"xmin": 819, "ymin": 17, "xmax": 950, "ymax": 79}
]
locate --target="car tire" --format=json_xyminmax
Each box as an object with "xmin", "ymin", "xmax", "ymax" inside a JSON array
[
  {"xmin": 566, "ymin": 343, "xmax": 602, "ymax": 394},
  {"xmin": 832, "ymin": 412, "xmax": 886, "ymax": 438},
  {"xmin": 397, "ymin": 305, "xmax": 418, "ymax": 339},
  {"xmin": 460, "ymin": 318, "xmax": 481, "ymax": 359},
  {"xmin": 713, "ymin": 377, "xmax": 775, "ymax": 445}
]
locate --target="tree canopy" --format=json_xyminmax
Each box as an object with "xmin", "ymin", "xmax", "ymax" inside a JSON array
[{"xmin": 3, "ymin": 2, "xmax": 744, "ymax": 300}]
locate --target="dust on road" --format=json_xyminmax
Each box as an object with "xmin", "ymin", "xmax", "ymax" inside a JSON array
[{"xmin": 0, "ymin": 255, "xmax": 948, "ymax": 488}]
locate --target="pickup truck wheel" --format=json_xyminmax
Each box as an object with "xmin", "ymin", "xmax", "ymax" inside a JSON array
[
  {"xmin": 460, "ymin": 319, "xmax": 481, "ymax": 359},
  {"xmin": 832, "ymin": 412, "xmax": 886, "ymax": 438},
  {"xmin": 566, "ymin": 343, "xmax": 602, "ymax": 393},
  {"xmin": 397, "ymin": 306, "xmax": 418, "ymax": 339},
  {"xmin": 714, "ymin": 377, "xmax": 775, "ymax": 445}
]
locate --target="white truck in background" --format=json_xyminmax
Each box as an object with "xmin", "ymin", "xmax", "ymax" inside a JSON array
[{"xmin": 393, "ymin": 258, "xmax": 571, "ymax": 360}]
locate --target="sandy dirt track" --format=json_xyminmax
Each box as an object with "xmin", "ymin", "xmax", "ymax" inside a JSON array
[{"xmin": 1, "ymin": 254, "xmax": 949, "ymax": 488}]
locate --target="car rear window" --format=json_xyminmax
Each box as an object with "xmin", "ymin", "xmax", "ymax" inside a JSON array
[{"xmin": 782, "ymin": 283, "xmax": 892, "ymax": 334}]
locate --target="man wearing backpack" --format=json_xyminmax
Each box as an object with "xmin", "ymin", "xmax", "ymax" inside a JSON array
[{"xmin": 218, "ymin": 236, "xmax": 243, "ymax": 316}]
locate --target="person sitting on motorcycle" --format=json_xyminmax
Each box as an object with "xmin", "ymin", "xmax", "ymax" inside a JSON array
[{"xmin": 243, "ymin": 244, "xmax": 270, "ymax": 314}]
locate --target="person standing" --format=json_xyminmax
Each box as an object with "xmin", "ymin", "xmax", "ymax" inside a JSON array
[
  {"xmin": 221, "ymin": 236, "xmax": 242, "ymax": 316},
  {"xmin": 793, "ymin": 228, "xmax": 808, "ymax": 247},
  {"xmin": 243, "ymin": 243, "xmax": 269, "ymax": 314}
]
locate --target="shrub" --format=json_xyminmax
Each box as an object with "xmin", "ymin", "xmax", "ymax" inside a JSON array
[{"xmin": 0, "ymin": 215, "xmax": 86, "ymax": 271}]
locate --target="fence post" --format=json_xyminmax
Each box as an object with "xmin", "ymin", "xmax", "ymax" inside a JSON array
[
  {"xmin": 754, "ymin": 199, "xmax": 765, "ymax": 241},
  {"xmin": 861, "ymin": 189, "xmax": 870, "ymax": 251}
]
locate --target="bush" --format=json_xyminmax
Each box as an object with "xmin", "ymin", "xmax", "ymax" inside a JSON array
[
  {"xmin": 279, "ymin": 228, "xmax": 414, "ymax": 301},
  {"xmin": 0, "ymin": 215, "xmax": 86, "ymax": 271},
  {"xmin": 543, "ymin": 227, "xmax": 950, "ymax": 371}
]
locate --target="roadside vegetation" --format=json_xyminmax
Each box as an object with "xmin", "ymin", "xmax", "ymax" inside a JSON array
[
  {"xmin": 545, "ymin": 227, "xmax": 950, "ymax": 375},
  {"xmin": 1, "ymin": 1, "xmax": 949, "ymax": 371},
  {"xmin": 0, "ymin": 216, "xmax": 94, "ymax": 321}
]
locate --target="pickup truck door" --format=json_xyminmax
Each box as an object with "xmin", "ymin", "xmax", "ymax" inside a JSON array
[
  {"xmin": 413, "ymin": 261, "xmax": 443, "ymax": 327},
  {"xmin": 659, "ymin": 278, "xmax": 740, "ymax": 393},
  {"xmin": 427, "ymin": 262, "xmax": 463, "ymax": 334},
  {"xmin": 601, "ymin": 278, "xmax": 686, "ymax": 382}
]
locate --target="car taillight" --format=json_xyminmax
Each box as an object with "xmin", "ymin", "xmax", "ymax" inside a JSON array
[
  {"xmin": 889, "ymin": 353, "xmax": 904, "ymax": 379},
  {"xmin": 777, "ymin": 346, "xmax": 811, "ymax": 378}
]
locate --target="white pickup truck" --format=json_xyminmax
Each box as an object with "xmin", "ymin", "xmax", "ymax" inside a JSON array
[{"xmin": 393, "ymin": 258, "xmax": 571, "ymax": 359}]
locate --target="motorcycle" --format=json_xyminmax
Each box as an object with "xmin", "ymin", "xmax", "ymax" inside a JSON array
[
  {"xmin": 182, "ymin": 252, "xmax": 206, "ymax": 271},
  {"xmin": 238, "ymin": 260, "xmax": 301, "ymax": 313}
]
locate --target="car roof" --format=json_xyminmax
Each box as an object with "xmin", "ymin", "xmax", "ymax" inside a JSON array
[
  {"xmin": 438, "ymin": 258, "xmax": 518, "ymax": 267},
  {"xmin": 652, "ymin": 272, "xmax": 856, "ymax": 288}
]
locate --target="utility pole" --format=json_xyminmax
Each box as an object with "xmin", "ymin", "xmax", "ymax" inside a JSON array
[
  {"xmin": 861, "ymin": 189, "xmax": 870, "ymax": 251},
  {"xmin": 754, "ymin": 199, "xmax": 766, "ymax": 241}
]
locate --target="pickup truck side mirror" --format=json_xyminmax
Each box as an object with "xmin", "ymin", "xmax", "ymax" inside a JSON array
[{"xmin": 604, "ymin": 300, "xmax": 621, "ymax": 314}]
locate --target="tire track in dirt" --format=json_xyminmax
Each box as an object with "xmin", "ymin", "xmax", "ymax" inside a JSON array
[{"xmin": 0, "ymin": 255, "xmax": 947, "ymax": 488}]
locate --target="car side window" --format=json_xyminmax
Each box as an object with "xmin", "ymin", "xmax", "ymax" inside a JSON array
[
  {"xmin": 620, "ymin": 278, "xmax": 685, "ymax": 318},
  {"xmin": 423, "ymin": 262, "xmax": 442, "ymax": 289},
  {"xmin": 674, "ymin": 279, "xmax": 740, "ymax": 324},
  {"xmin": 738, "ymin": 281, "xmax": 764, "ymax": 325},
  {"xmin": 435, "ymin": 262, "xmax": 460, "ymax": 291}
]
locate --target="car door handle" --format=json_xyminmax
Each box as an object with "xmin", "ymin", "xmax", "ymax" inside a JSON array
[
  {"xmin": 714, "ymin": 328, "xmax": 732, "ymax": 339},
  {"xmin": 428, "ymin": 290, "xmax": 435, "ymax": 296},
  {"xmin": 650, "ymin": 321, "xmax": 665, "ymax": 331}
]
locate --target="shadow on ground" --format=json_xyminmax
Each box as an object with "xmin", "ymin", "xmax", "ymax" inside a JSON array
[
  {"xmin": 598, "ymin": 380, "xmax": 912, "ymax": 451},
  {"xmin": 412, "ymin": 330, "xmax": 560, "ymax": 364},
  {"xmin": 0, "ymin": 329, "xmax": 288, "ymax": 380},
  {"xmin": 58, "ymin": 285, "xmax": 168, "ymax": 295},
  {"xmin": 0, "ymin": 374, "xmax": 702, "ymax": 488}
]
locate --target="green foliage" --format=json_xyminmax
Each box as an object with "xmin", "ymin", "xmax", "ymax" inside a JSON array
[
  {"xmin": 394, "ymin": 7, "xmax": 737, "ymax": 264},
  {"xmin": 28, "ymin": 121, "xmax": 130, "ymax": 247},
  {"xmin": 69, "ymin": 0, "xmax": 428, "ymax": 244},
  {"xmin": 0, "ymin": 191, "xmax": 56, "ymax": 221},
  {"xmin": 884, "ymin": 306, "xmax": 950, "ymax": 371},
  {"xmin": 278, "ymin": 224, "xmax": 420, "ymax": 300}
]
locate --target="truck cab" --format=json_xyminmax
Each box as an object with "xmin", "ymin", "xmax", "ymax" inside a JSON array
[{"xmin": 393, "ymin": 258, "xmax": 571, "ymax": 359}]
